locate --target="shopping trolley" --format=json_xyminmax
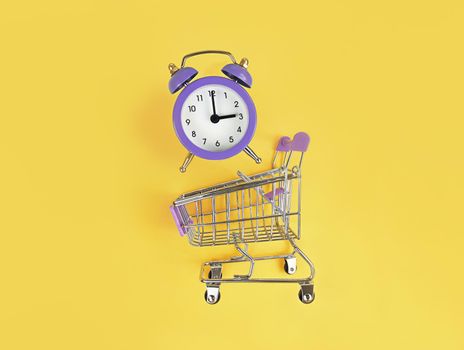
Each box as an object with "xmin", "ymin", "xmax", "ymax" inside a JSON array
[{"xmin": 170, "ymin": 132, "xmax": 315, "ymax": 304}]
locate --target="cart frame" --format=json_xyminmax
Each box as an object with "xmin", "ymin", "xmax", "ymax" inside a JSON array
[{"xmin": 170, "ymin": 132, "xmax": 316, "ymax": 304}]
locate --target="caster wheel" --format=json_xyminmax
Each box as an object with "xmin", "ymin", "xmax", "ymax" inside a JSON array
[
  {"xmin": 204, "ymin": 290, "xmax": 221, "ymax": 304},
  {"xmin": 284, "ymin": 259, "xmax": 297, "ymax": 275},
  {"xmin": 298, "ymin": 289, "xmax": 315, "ymax": 304},
  {"xmin": 208, "ymin": 270, "xmax": 222, "ymax": 279}
]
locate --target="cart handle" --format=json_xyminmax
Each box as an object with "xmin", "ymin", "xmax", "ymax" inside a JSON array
[
  {"xmin": 291, "ymin": 132, "xmax": 310, "ymax": 152},
  {"xmin": 170, "ymin": 205, "xmax": 187, "ymax": 236},
  {"xmin": 276, "ymin": 132, "xmax": 310, "ymax": 152},
  {"xmin": 276, "ymin": 136, "xmax": 292, "ymax": 152},
  {"xmin": 273, "ymin": 132, "xmax": 310, "ymax": 168}
]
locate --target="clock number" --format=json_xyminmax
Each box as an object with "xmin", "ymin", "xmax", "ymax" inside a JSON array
[
  {"xmin": 208, "ymin": 90, "xmax": 216, "ymax": 97},
  {"xmin": 234, "ymin": 101, "xmax": 239, "ymax": 108},
  {"xmin": 238, "ymin": 113, "xmax": 243, "ymax": 120},
  {"xmin": 202, "ymin": 138, "xmax": 207, "ymax": 145},
  {"xmin": 192, "ymin": 131, "xmax": 196, "ymax": 137},
  {"xmin": 224, "ymin": 92, "xmax": 228, "ymax": 99},
  {"xmin": 188, "ymin": 105, "xmax": 196, "ymax": 112},
  {"xmin": 185, "ymin": 119, "xmax": 191, "ymax": 125},
  {"xmin": 215, "ymin": 140, "xmax": 220, "ymax": 147},
  {"xmin": 229, "ymin": 136, "xmax": 234, "ymax": 143},
  {"xmin": 196, "ymin": 94, "xmax": 203, "ymax": 102},
  {"xmin": 237, "ymin": 126, "xmax": 242, "ymax": 133}
]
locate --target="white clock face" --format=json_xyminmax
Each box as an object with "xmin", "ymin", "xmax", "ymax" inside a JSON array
[{"xmin": 180, "ymin": 84, "xmax": 250, "ymax": 152}]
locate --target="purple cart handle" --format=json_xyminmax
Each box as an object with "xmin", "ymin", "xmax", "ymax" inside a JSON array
[
  {"xmin": 291, "ymin": 132, "xmax": 310, "ymax": 152},
  {"xmin": 276, "ymin": 136, "xmax": 292, "ymax": 152},
  {"xmin": 170, "ymin": 205, "xmax": 186, "ymax": 236},
  {"xmin": 276, "ymin": 133, "xmax": 310, "ymax": 152}
]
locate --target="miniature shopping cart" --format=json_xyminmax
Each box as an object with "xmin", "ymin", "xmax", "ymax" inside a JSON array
[{"xmin": 170, "ymin": 132, "xmax": 315, "ymax": 304}]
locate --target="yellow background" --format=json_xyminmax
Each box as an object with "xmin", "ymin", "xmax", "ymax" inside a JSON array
[{"xmin": 1, "ymin": 1, "xmax": 463, "ymax": 349}]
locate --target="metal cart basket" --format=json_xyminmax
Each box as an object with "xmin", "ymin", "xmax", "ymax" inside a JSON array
[{"xmin": 170, "ymin": 132, "xmax": 315, "ymax": 304}]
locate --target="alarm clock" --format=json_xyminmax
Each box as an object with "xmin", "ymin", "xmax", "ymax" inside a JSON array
[{"xmin": 168, "ymin": 50, "xmax": 261, "ymax": 172}]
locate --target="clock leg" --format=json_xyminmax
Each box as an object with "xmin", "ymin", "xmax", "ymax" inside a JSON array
[
  {"xmin": 179, "ymin": 152, "xmax": 195, "ymax": 173},
  {"xmin": 243, "ymin": 146, "xmax": 262, "ymax": 164}
]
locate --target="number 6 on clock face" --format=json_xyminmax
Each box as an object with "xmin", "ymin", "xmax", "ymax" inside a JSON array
[{"xmin": 173, "ymin": 76, "xmax": 257, "ymax": 160}]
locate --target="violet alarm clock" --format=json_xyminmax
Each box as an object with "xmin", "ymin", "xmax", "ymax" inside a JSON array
[{"xmin": 168, "ymin": 50, "xmax": 261, "ymax": 172}]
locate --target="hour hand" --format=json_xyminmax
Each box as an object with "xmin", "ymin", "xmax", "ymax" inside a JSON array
[
  {"xmin": 210, "ymin": 113, "xmax": 236, "ymax": 123},
  {"xmin": 217, "ymin": 114, "xmax": 237, "ymax": 120}
]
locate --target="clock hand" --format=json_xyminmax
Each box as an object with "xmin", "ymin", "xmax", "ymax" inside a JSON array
[
  {"xmin": 210, "ymin": 91, "xmax": 217, "ymax": 116},
  {"xmin": 210, "ymin": 113, "xmax": 237, "ymax": 124},
  {"xmin": 217, "ymin": 114, "xmax": 237, "ymax": 120}
]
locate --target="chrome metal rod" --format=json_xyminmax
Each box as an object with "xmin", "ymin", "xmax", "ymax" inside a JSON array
[
  {"xmin": 181, "ymin": 50, "xmax": 236, "ymax": 67},
  {"xmin": 233, "ymin": 241, "xmax": 254, "ymax": 279},
  {"xmin": 179, "ymin": 152, "xmax": 194, "ymax": 173},
  {"xmin": 243, "ymin": 146, "xmax": 262, "ymax": 164}
]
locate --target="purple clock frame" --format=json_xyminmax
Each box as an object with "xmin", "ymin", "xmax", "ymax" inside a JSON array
[{"xmin": 172, "ymin": 76, "xmax": 257, "ymax": 160}]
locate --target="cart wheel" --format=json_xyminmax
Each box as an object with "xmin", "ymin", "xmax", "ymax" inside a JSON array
[
  {"xmin": 208, "ymin": 270, "xmax": 223, "ymax": 279},
  {"xmin": 204, "ymin": 290, "xmax": 221, "ymax": 304},
  {"xmin": 284, "ymin": 258, "xmax": 297, "ymax": 275},
  {"xmin": 298, "ymin": 289, "xmax": 315, "ymax": 304}
]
